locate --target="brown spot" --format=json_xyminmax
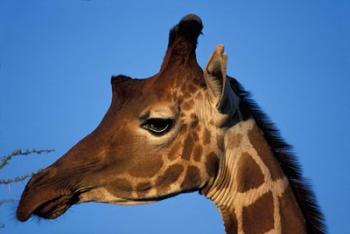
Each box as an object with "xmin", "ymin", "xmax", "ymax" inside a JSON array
[
  {"xmin": 182, "ymin": 135, "xmax": 194, "ymax": 160},
  {"xmin": 106, "ymin": 178, "xmax": 132, "ymax": 197},
  {"xmin": 168, "ymin": 143, "xmax": 180, "ymax": 161},
  {"xmin": 128, "ymin": 154, "xmax": 163, "ymax": 178},
  {"xmin": 183, "ymin": 91, "xmax": 191, "ymax": 99},
  {"xmin": 242, "ymin": 191, "xmax": 274, "ymax": 234},
  {"xmin": 190, "ymin": 114, "xmax": 199, "ymax": 128},
  {"xmin": 188, "ymin": 83, "xmax": 197, "ymax": 93},
  {"xmin": 228, "ymin": 133, "xmax": 243, "ymax": 149},
  {"xmin": 182, "ymin": 100, "xmax": 194, "ymax": 110},
  {"xmin": 248, "ymin": 125, "xmax": 284, "ymax": 180},
  {"xmin": 203, "ymin": 128, "xmax": 211, "ymax": 145},
  {"xmin": 236, "ymin": 152, "xmax": 265, "ymax": 192},
  {"xmin": 220, "ymin": 207, "xmax": 238, "ymax": 234},
  {"xmin": 279, "ymin": 187, "xmax": 306, "ymax": 234},
  {"xmin": 191, "ymin": 131, "xmax": 199, "ymax": 141},
  {"xmin": 206, "ymin": 152, "xmax": 219, "ymax": 177},
  {"xmin": 179, "ymin": 124, "xmax": 187, "ymax": 135},
  {"xmin": 193, "ymin": 145, "xmax": 203, "ymax": 161},
  {"xmin": 181, "ymin": 166, "xmax": 201, "ymax": 190},
  {"xmin": 136, "ymin": 182, "xmax": 152, "ymax": 197},
  {"xmin": 156, "ymin": 164, "xmax": 184, "ymax": 192},
  {"xmin": 216, "ymin": 134, "xmax": 224, "ymax": 151}
]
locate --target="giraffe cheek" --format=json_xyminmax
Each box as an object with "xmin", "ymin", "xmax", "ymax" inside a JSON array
[
  {"xmin": 180, "ymin": 166, "xmax": 201, "ymax": 190},
  {"xmin": 128, "ymin": 154, "xmax": 164, "ymax": 178},
  {"xmin": 135, "ymin": 182, "xmax": 152, "ymax": 197},
  {"xmin": 105, "ymin": 178, "xmax": 133, "ymax": 198},
  {"xmin": 182, "ymin": 134, "xmax": 194, "ymax": 160},
  {"xmin": 155, "ymin": 164, "xmax": 184, "ymax": 194},
  {"xmin": 168, "ymin": 143, "xmax": 181, "ymax": 161}
]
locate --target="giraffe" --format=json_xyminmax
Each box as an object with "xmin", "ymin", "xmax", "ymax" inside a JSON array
[{"xmin": 16, "ymin": 14, "xmax": 325, "ymax": 234}]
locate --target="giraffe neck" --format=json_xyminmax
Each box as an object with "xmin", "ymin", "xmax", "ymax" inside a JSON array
[{"xmin": 202, "ymin": 118, "xmax": 306, "ymax": 234}]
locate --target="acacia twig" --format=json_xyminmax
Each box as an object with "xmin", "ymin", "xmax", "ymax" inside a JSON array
[
  {"xmin": 0, "ymin": 173, "xmax": 37, "ymax": 185},
  {"xmin": 0, "ymin": 149, "xmax": 54, "ymax": 171}
]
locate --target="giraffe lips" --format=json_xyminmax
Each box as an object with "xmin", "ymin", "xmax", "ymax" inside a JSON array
[
  {"xmin": 17, "ymin": 190, "xmax": 80, "ymax": 221},
  {"xmin": 32, "ymin": 194, "xmax": 79, "ymax": 219}
]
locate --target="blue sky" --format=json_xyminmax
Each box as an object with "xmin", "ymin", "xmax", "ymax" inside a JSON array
[{"xmin": 1, "ymin": 1, "xmax": 349, "ymax": 233}]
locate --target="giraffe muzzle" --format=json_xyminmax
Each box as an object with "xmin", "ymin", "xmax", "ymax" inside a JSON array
[
  {"xmin": 17, "ymin": 186, "xmax": 75, "ymax": 221},
  {"xmin": 16, "ymin": 167, "xmax": 81, "ymax": 221}
]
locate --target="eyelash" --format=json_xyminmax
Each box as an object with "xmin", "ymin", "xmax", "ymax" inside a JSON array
[{"xmin": 141, "ymin": 118, "xmax": 174, "ymax": 136}]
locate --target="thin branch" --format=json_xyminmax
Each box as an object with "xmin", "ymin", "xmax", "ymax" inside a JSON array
[
  {"xmin": 0, "ymin": 149, "xmax": 54, "ymax": 171},
  {"xmin": 0, "ymin": 167, "xmax": 43, "ymax": 185},
  {"xmin": 0, "ymin": 173, "xmax": 36, "ymax": 185}
]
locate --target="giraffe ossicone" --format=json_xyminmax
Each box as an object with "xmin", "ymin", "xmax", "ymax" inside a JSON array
[{"xmin": 16, "ymin": 14, "xmax": 325, "ymax": 234}]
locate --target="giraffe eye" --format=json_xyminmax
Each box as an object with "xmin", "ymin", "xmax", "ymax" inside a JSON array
[{"xmin": 141, "ymin": 118, "xmax": 174, "ymax": 136}]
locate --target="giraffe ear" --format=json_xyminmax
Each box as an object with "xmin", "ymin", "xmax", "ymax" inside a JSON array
[{"xmin": 204, "ymin": 45, "xmax": 239, "ymax": 114}]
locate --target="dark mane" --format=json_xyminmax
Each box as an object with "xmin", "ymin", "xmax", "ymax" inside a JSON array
[{"xmin": 228, "ymin": 76, "xmax": 326, "ymax": 234}]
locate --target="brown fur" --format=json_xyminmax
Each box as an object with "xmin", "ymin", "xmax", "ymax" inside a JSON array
[
  {"xmin": 220, "ymin": 206, "xmax": 238, "ymax": 234},
  {"xmin": 242, "ymin": 191, "xmax": 274, "ymax": 234},
  {"xmin": 216, "ymin": 134, "xmax": 225, "ymax": 151},
  {"xmin": 279, "ymin": 187, "xmax": 306, "ymax": 233},
  {"xmin": 136, "ymin": 182, "xmax": 152, "ymax": 197},
  {"xmin": 205, "ymin": 152, "xmax": 219, "ymax": 178},
  {"xmin": 203, "ymin": 128, "xmax": 211, "ymax": 145},
  {"xmin": 236, "ymin": 152, "xmax": 265, "ymax": 192},
  {"xmin": 190, "ymin": 114, "xmax": 199, "ymax": 128},
  {"xmin": 182, "ymin": 134, "xmax": 194, "ymax": 160},
  {"xmin": 128, "ymin": 154, "xmax": 163, "ymax": 178},
  {"xmin": 191, "ymin": 131, "xmax": 199, "ymax": 142},
  {"xmin": 181, "ymin": 166, "xmax": 201, "ymax": 190},
  {"xmin": 248, "ymin": 125, "xmax": 284, "ymax": 180},
  {"xmin": 156, "ymin": 164, "xmax": 184, "ymax": 193},
  {"xmin": 193, "ymin": 145, "xmax": 203, "ymax": 162},
  {"xmin": 228, "ymin": 133, "xmax": 243, "ymax": 149},
  {"xmin": 168, "ymin": 142, "xmax": 181, "ymax": 161},
  {"xmin": 106, "ymin": 178, "xmax": 133, "ymax": 197}
]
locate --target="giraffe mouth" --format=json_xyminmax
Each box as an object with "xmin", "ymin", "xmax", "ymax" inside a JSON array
[
  {"xmin": 32, "ymin": 193, "xmax": 80, "ymax": 220},
  {"xmin": 17, "ymin": 190, "xmax": 81, "ymax": 221}
]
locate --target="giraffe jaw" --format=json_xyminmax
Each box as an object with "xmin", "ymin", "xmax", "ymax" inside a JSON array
[{"xmin": 78, "ymin": 188, "xmax": 153, "ymax": 206}]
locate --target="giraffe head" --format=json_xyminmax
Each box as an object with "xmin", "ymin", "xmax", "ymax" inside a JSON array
[{"xmin": 17, "ymin": 14, "xmax": 240, "ymax": 221}]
